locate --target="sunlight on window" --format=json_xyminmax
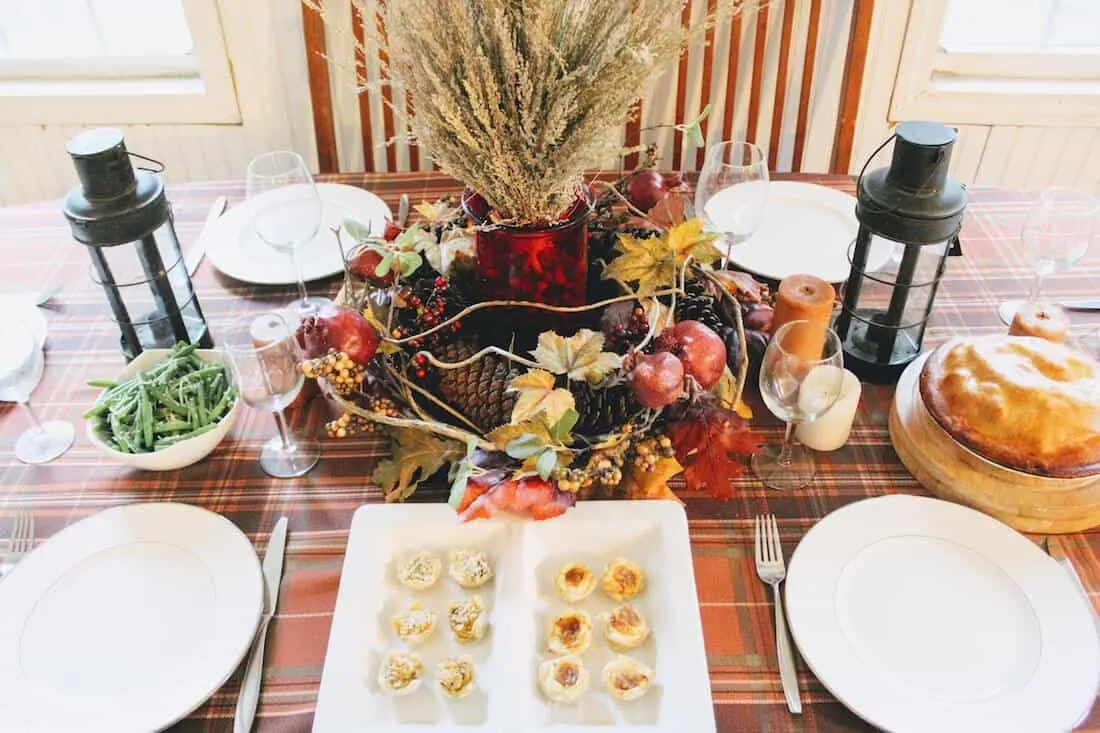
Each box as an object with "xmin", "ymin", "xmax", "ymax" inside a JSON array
[
  {"xmin": 0, "ymin": 0, "xmax": 193, "ymax": 59},
  {"xmin": 942, "ymin": 0, "xmax": 1100, "ymax": 51}
]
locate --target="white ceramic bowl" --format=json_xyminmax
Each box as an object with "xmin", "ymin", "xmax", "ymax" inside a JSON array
[{"xmin": 86, "ymin": 349, "xmax": 240, "ymax": 471}]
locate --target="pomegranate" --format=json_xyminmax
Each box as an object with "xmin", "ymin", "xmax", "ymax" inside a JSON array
[
  {"xmin": 657, "ymin": 320, "xmax": 726, "ymax": 389},
  {"xmin": 629, "ymin": 352, "xmax": 685, "ymax": 408},
  {"xmin": 624, "ymin": 169, "xmax": 669, "ymax": 213},
  {"xmin": 296, "ymin": 304, "xmax": 379, "ymax": 365}
]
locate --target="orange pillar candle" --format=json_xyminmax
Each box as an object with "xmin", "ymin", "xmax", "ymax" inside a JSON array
[
  {"xmin": 1008, "ymin": 302, "xmax": 1069, "ymax": 343},
  {"xmin": 772, "ymin": 274, "xmax": 836, "ymax": 360}
]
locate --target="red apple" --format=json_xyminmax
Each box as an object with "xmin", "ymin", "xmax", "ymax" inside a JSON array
[
  {"xmin": 625, "ymin": 169, "xmax": 669, "ymax": 213},
  {"xmin": 629, "ymin": 352, "xmax": 685, "ymax": 408}
]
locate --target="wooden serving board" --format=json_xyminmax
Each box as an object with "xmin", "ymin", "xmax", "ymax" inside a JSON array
[{"xmin": 889, "ymin": 353, "xmax": 1100, "ymax": 534}]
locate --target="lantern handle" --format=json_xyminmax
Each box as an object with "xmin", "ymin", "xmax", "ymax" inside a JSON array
[{"xmin": 127, "ymin": 151, "xmax": 165, "ymax": 174}]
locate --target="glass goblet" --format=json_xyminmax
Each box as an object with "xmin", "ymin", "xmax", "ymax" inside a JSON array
[
  {"xmin": 0, "ymin": 320, "xmax": 74, "ymax": 464},
  {"xmin": 695, "ymin": 140, "xmax": 769, "ymax": 267}
]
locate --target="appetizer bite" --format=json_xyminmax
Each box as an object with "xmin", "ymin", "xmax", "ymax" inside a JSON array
[
  {"xmin": 602, "ymin": 656, "xmax": 653, "ymax": 702},
  {"xmin": 601, "ymin": 558, "xmax": 645, "ymax": 601},
  {"xmin": 554, "ymin": 562, "xmax": 596, "ymax": 603},
  {"xmin": 436, "ymin": 656, "xmax": 477, "ymax": 699},
  {"xmin": 390, "ymin": 603, "xmax": 436, "ymax": 645},
  {"xmin": 397, "ymin": 551, "xmax": 442, "ymax": 590},
  {"xmin": 548, "ymin": 608, "xmax": 593, "ymax": 656},
  {"xmin": 449, "ymin": 548, "xmax": 493, "ymax": 588},
  {"xmin": 378, "ymin": 650, "xmax": 424, "ymax": 696},
  {"xmin": 603, "ymin": 605, "xmax": 649, "ymax": 651},
  {"xmin": 448, "ymin": 595, "xmax": 487, "ymax": 643},
  {"xmin": 539, "ymin": 654, "xmax": 590, "ymax": 704}
]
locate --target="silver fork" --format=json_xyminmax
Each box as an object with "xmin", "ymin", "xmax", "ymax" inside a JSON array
[
  {"xmin": 754, "ymin": 513, "xmax": 802, "ymax": 714},
  {"xmin": 0, "ymin": 510, "xmax": 35, "ymax": 578}
]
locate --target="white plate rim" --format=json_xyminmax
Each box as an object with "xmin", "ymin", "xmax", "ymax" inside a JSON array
[
  {"xmin": 727, "ymin": 180, "xmax": 878, "ymax": 283},
  {"xmin": 204, "ymin": 182, "xmax": 391, "ymax": 285},
  {"xmin": 0, "ymin": 502, "xmax": 263, "ymax": 733},
  {"xmin": 785, "ymin": 494, "xmax": 1100, "ymax": 733}
]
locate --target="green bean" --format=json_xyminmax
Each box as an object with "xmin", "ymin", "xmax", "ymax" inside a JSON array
[
  {"xmin": 154, "ymin": 423, "xmax": 216, "ymax": 449},
  {"xmin": 140, "ymin": 389, "xmax": 154, "ymax": 449},
  {"xmin": 155, "ymin": 420, "xmax": 192, "ymax": 433},
  {"xmin": 87, "ymin": 379, "xmax": 118, "ymax": 389},
  {"xmin": 83, "ymin": 401, "xmax": 111, "ymax": 419}
]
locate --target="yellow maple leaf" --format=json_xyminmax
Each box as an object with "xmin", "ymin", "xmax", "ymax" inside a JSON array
[
  {"xmin": 414, "ymin": 200, "xmax": 459, "ymax": 224},
  {"xmin": 530, "ymin": 329, "xmax": 621, "ymax": 382},
  {"xmin": 602, "ymin": 217, "xmax": 723, "ymax": 296},
  {"xmin": 618, "ymin": 457, "xmax": 684, "ymax": 502},
  {"xmin": 666, "ymin": 218, "xmax": 723, "ymax": 265},
  {"xmin": 487, "ymin": 418, "xmax": 553, "ymax": 452},
  {"xmin": 507, "ymin": 369, "xmax": 576, "ymax": 426}
]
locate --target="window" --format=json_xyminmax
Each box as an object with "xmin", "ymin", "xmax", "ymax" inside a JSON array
[
  {"xmin": 891, "ymin": 0, "xmax": 1100, "ymax": 125},
  {"xmin": 0, "ymin": 0, "xmax": 239, "ymax": 124}
]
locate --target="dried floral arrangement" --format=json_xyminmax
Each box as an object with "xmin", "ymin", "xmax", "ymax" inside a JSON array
[{"xmin": 293, "ymin": 173, "xmax": 777, "ymax": 521}]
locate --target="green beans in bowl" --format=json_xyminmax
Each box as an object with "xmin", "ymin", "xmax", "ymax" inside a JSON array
[{"xmin": 84, "ymin": 344, "xmax": 240, "ymax": 471}]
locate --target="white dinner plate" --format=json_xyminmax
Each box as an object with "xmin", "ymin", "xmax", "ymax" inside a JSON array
[
  {"xmin": 786, "ymin": 495, "xmax": 1099, "ymax": 733},
  {"xmin": 204, "ymin": 183, "xmax": 391, "ymax": 285},
  {"xmin": 314, "ymin": 501, "xmax": 715, "ymax": 732},
  {"xmin": 0, "ymin": 295, "xmax": 48, "ymax": 346},
  {"xmin": 0, "ymin": 503, "xmax": 263, "ymax": 733},
  {"xmin": 726, "ymin": 181, "xmax": 890, "ymax": 283}
]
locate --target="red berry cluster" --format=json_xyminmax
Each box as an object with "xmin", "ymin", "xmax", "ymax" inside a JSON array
[{"xmin": 392, "ymin": 275, "xmax": 463, "ymax": 350}]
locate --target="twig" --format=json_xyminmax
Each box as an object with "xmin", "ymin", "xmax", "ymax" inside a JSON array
[
  {"xmin": 333, "ymin": 391, "xmax": 492, "ymax": 449},
  {"xmin": 384, "ymin": 364, "xmax": 484, "ymax": 434},
  {"xmin": 418, "ymin": 346, "xmax": 543, "ymax": 372},
  {"xmin": 589, "ymin": 179, "xmax": 650, "ymax": 220}
]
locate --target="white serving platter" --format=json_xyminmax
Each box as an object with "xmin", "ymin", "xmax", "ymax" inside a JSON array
[
  {"xmin": 313, "ymin": 501, "xmax": 715, "ymax": 732},
  {"xmin": 785, "ymin": 494, "xmax": 1100, "ymax": 733}
]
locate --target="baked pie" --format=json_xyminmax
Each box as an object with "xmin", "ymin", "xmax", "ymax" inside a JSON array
[
  {"xmin": 396, "ymin": 551, "xmax": 442, "ymax": 590},
  {"xmin": 448, "ymin": 595, "xmax": 487, "ymax": 643},
  {"xmin": 547, "ymin": 609, "xmax": 593, "ymax": 656},
  {"xmin": 602, "ymin": 656, "xmax": 653, "ymax": 702},
  {"xmin": 436, "ymin": 656, "xmax": 477, "ymax": 699},
  {"xmin": 391, "ymin": 603, "xmax": 436, "ymax": 645},
  {"xmin": 601, "ymin": 558, "xmax": 645, "ymax": 601},
  {"xmin": 378, "ymin": 650, "xmax": 424, "ymax": 696},
  {"xmin": 554, "ymin": 562, "xmax": 596, "ymax": 603},
  {"xmin": 449, "ymin": 548, "xmax": 493, "ymax": 588},
  {"xmin": 920, "ymin": 336, "xmax": 1100, "ymax": 477},
  {"xmin": 603, "ymin": 605, "xmax": 649, "ymax": 651},
  {"xmin": 538, "ymin": 654, "xmax": 589, "ymax": 703}
]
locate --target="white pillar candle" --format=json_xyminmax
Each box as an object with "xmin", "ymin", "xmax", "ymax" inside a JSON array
[{"xmin": 796, "ymin": 367, "xmax": 862, "ymax": 452}]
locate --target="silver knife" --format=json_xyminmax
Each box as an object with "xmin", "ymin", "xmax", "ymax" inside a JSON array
[
  {"xmin": 1060, "ymin": 299, "xmax": 1100, "ymax": 311},
  {"xmin": 186, "ymin": 195, "xmax": 229, "ymax": 277},
  {"xmin": 1047, "ymin": 536, "xmax": 1100, "ymax": 636},
  {"xmin": 234, "ymin": 517, "xmax": 289, "ymax": 733}
]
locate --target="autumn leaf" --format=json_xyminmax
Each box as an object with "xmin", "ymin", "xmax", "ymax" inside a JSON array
[
  {"xmin": 602, "ymin": 217, "xmax": 723, "ymax": 295},
  {"xmin": 372, "ymin": 428, "xmax": 464, "ymax": 502},
  {"xmin": 530, "ymin": 330, "xmax": 622, "ymax": 382},
  {"xmin": 343, "ymin": 217, "xmax": 374, "ymax": 241},
  {"xmin": 507, "ymin": 369, "xmax": 576, "ymax": 425},
  {"xmin": 667, "ymin": 218, "xmax": 723, "ymax": 266},
  {"xmin": 487, "ymin": 419, "xmax": 552, "ymax": 451},
  {"xmin": 666, "ymin": 402, "xmax": 762, "ymax": 499},
  {"xmin": 414, "ymin": 200, "xmax": 459, "ymax": 224},
  {"xmin": 619, "ymin": 457, "xmax": 684, "ymax": 502}
]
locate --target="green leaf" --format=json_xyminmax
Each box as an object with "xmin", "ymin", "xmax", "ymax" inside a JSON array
[
  {"xmin": 551, "ymin": 408, "xmax": 579, "ymax": 443},
  {"xmin": 375, "ymin": 252, "xmax": 395, "ymax": 278},
  {"xmin": 691, "ymin": 103, "xmax": 712, "ymax": 126},
  {"xmin": 396, "ymin": 250, "xmax": 423, "ymax": 277},
  {"xmin": 447, "ymin": 435, "xmax": 479, "ymax": 509},
  {"xmin": 344, "ymin": 217, "xmax": 373, "ymax": 242},
  {"xmin": 505, "ymin": 433, "xmax": 548, "ymax": 460},
  {"xmin": 685, "ymin": 121, "xmax": 705, "ymax": 149},
  {"xmin": 536, "ymin": 448, "xmax": 557, "ymax": 480}
]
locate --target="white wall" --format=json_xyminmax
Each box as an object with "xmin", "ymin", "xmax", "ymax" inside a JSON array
[{"xmin": 0, "ymin": 0, "xmax": 316, "ymax": 206}]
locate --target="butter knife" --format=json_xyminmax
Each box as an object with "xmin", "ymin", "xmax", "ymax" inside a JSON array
[
  {"xmin": 234, "ymin": 517, "xmax": 289, "ymax": 733},
  {"xmin": 1060, "ymin": 299, "xmax": 1100, "ymax": 311},
  {"xmin": 186, "ymin": 196, "xmax": 228, "ymax": 277},
  {"xmin": 1046, "ymin": 536, "xmax": 1100, "ymax": 636}
]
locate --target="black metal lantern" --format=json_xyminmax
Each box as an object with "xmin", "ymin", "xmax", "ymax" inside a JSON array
[
  {"xmin": 835, "ymin": 121, "xmax": 967, "ymax": 383},
  {"xmin": 62, "ymin": 129, "xmax": 212, "ymax": 361}
]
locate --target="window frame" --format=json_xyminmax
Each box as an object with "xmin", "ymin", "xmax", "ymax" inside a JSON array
[
  {"xmin": 891, "ymin": 0, "xmax": 1100, "ymax": 126},
  {"xmin": 0, "ymin": 0, "xmax": 240, "ymax": 125}
]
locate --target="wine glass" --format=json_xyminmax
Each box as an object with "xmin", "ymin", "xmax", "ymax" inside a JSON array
[
  {"xmin": 997, "ymin": 188, "xmax": 1098, "ymax": 325},
  {"xmin": 246, "ymin": 151, "xmax": 333, "ymax": 316},
  {"xmin": 221, "ymin": 311, "xmax": 320, "ymax": 478},
  {"xmin": 0, "ymin": 320, "xmax": 74, "ymax": 464},
  {"xmin": 695, "ymin": 141, "xmax": 769, "ymax": 267},
  {"xmin": 753, "ymin": 320, "xmax": 844, "ymax": 490}
]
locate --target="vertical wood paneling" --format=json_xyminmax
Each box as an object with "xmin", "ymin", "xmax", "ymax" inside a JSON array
[
  {"xmin": 1056, "ymin": 128, "xmax": 1098, "ymax": 191},
  {"xmin": 946, "ymin": 124, "xmax": 990, "ymax": 184},
  {"xmin": 973, "ymin": 126, "xmax": 1018, "ymax": 187}
]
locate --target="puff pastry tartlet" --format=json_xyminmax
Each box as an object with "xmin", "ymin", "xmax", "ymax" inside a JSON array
[
  {"xmin": 602, "ymin": 656, "xmax": 653, "ymax": 702},
  {"xmin": 601, "ymin": 558, "xmax": 645, "ymax": 601},
  {"xmin": 396, "ymin": 551, "xmax": 442, "ymax": 590},
  {"xmin": 448, "ymin": 595, "xmax": 487, "ymax": 643},
  {"xmin": 436, "ymin": 656, "xmax": 477, "ymax": 699},
  {"xmin": 378, "ymin": 650, "xmax": 424, "ymax": 696},
  {"xmin": 539, "ymin": 654, "xmax": 589, "ymax": 704},
  {"xmin": 603, "ymin": 605, "xmax": 649, "ymax": 651},
  {"xmin": 391, "ymin": 603, "xmax": 436, "ymax": 645},
  {"xmin": 449, "ymin": 548, "xmax": 494, "ymax": 588},
  {"xmin": 548, "ymin": 609, "xmax": 593, "ymax": 656},
  {"xmin": 554, "ymin": 562, "xmax": 596, "ymax": 603}
]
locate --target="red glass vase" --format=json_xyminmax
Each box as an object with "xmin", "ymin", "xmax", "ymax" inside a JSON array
[{"xmin": 462, "ymin": 187, "xmax": 593, "ymax": 308}]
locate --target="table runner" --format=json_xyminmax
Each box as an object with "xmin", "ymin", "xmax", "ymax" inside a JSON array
[{"xmin": 0, "ymin": 172, "xmax": 1097, "ymax": 732}]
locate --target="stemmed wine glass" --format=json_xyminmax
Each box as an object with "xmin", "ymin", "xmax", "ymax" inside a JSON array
[
  {"xmin": 0, "ymin": 320, "xmax": 74, "ymax": 464},
  {"xmin": 997, "ymin": 188, "xmax": 1098, "ymax": 325},
  {"xmin": 246, "ymin": 151, "xmax": 333, "ymax": 316},
  {"xmin": 695, "ymin": 141, "xmax": 769, "ymax": 267},
  {"xmin": 753, "ymin": 320, "xmax": 844, "ymax": 490},
  {"xmin": 222, "ymin": 312, "xmax": 320, "ymax": 478}
]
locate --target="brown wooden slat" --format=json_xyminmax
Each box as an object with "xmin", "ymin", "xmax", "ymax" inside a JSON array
[
  {"xmin": 301, "ymin": 1, "xmax": 338, "ymax": 174},
  {"xmin": 694, "ymin": 0, "xmax": 719, "ymax": 170},
  {"xmin": 831, "ymin": 0, "xmax": 875, "ymax": 174},
  {"xmin": 745, "ymin": 2, "xmax": 769, "ymax": 145},
  {"xmin": 671, "ymin": 0, "xmax": 693, "ymax": 170},
  {"xmin": 624, "ymin": 100, "xmax": 643, "ymax": 170},
  {"xmin": 373, "ymin": 9, "xmax": 398, "ymax": 172},
  {"xmin": 768, "ymin": 0, "xmax": 796, "ymax": 171},
  {"xmin": 720, "ymin": 8, "xmax": 743, "ymax": 142},
  {"xmin": 351, "ymin": 2, "xmax": 375, "ymax": 173},
  {"xmin": 406, "ymin": 91, "xmax": 420, "ymax": 171},
  {"xmin": 792, "ymin": 0, "xmax": 822, "ymax": 172}
]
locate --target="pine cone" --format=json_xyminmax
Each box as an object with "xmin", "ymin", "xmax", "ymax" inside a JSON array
[
  {"xmin": 435, "ymin": 341, "xmax": 518, "ymax": 431},
  {"xmin": 676, "ymin": 281, "xmax": 726, "ymax": 334},
  {"xmin": 572, "ymin": 383, "xmax": 644, "ymax": 436}
]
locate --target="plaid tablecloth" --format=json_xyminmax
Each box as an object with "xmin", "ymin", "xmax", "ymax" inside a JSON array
[{"xmin": 0, "ymin": 173, "xmax": 1097, "ymax": 732}]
